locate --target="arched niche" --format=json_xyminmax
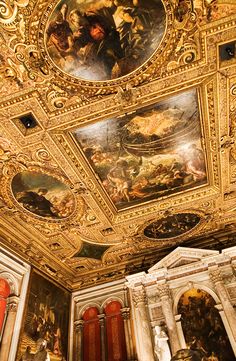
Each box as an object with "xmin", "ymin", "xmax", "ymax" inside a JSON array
[
  {"xmin": 0, "ymin": 278, "xmax": 10, "ymax": 335},
  {"xmin": 101, "ymin": 296, "xmax": 124, "ymax": 310},
  {"xmin": 0, "ymin": 271, "xmax": 19, "ymax": 296},
  {"xmin": 176, "ymin": 288, "xmax": 235, "ymax": 361},
  {"xmin": 82, "ymin": 307, "xmax": 101, "ymax": 361},
  {"xmin": 104, "ymin": 300, "xmax": 127, "ymax": 361},
  {"xmin": 78, "ymin": 302, "xmax": 102, "ymax": 319}
]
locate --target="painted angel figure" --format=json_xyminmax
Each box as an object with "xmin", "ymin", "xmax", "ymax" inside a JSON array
[{"xmin": 154, "ymin": 325, "xmax": 171, "ymax": 361}]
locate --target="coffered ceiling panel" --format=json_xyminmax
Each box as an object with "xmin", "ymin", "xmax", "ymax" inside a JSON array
[{"xmin": 0, "ymin": 0, "xmax": 236, "ymax": 290}]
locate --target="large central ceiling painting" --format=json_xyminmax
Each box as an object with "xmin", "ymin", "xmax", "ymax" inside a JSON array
[
  {"xmin": 46, "ymin": 0, "xmax": 166, "ymax": 80},
  {"xmin": 73, "ymin": 89, "xmax": 207, "ymax": 209}
]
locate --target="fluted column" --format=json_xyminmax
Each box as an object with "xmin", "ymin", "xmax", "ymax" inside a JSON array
[
  {"xmin": 0, "ymin": 296, "xmax": 18, "ymax": 361},
  {"xmin": 209, "ymin": 267, "xmax": 236, "ymax": 341},
  {"xmin": 121, "ymin": 307, "xmax": 133, "ymax": 360},
  {"xmin": 98, "ymin": 314, "xmax": 106, "ymax": 361},
  {"xmin": 74, "ymin": 319, "xmax": 84, "ymax": 361},
  {"xmin": 157, "ymin": 283, "xmax": 181, "ymax": 354},
  {"xmin": 132, "ymin": 287, "xmax": 155, "ymax": 361}
]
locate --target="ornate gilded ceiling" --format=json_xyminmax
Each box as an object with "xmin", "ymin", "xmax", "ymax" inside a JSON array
[{"xmin": 0, "ymin": 0, "xmax": 236, "ymax": 291}]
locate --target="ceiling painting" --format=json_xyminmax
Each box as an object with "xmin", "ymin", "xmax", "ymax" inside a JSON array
[
  {"xmin": 11, "ymin": 171, "xmax": 75, "ymax": 219},
  {"xmin": 73, "ymin": 89, "xmax": 207, "ymax": 209},
  {"xmin": 143, "ymin": 213, "xmax": 201, "ymax": 240},
  {"xmin": 0, "ymin": 0, "xmax": 235, "ymax": 290},
  {"xmin": 45, "ymin": 0, "xmax": 166, "ymax": 81}
]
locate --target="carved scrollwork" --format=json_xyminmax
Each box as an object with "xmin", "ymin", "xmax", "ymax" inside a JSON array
[
  {"xmin": 0, "ymin": 0, "xmax": 29, "ymax": 32},
  {"xmin": 115, "ymin": 84, "xmax": 140, "ymax": 109}
]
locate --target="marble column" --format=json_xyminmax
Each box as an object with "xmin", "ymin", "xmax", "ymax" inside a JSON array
[
  {"xmin": 98, "ymin": 314, "xmax": 106, "ymax": 361},
  {"xmin": 157, "ymin": 283, "xmax": 181, "ymax": 355},
  {"xmin": 74, "ymin": 319, "xmax": 84, "ymax": 361},
  {"xmin": 121, "ymin": 307, "xmax": 134, "ymax": 360},
  {"xmin": 0, "ymin": 296, "xmax": 18, "ymax": 361},
  {"xmin": 209, "ymin": 267, "xmax": 236, "ymax": 342},
  {"xmin": 175, "ymin": 314, "xmax": 186, "ymax": 349},
  {"xmin": 132, "ymin": 287, "xmax": 155, "ymax": 361}
]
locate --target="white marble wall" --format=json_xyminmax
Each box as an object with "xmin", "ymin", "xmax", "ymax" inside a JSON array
[
  {"xmin": 126, "ymin": 246, "xmax": 236, "ymax": 360},
  {"xmin": 0, "ymin": 245, "xmax": 31, "ymax": 361}
]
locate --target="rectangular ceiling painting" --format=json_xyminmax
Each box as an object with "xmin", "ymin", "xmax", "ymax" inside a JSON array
[{"xmin": 73, "ymin": 89, "xmax": 207, "ymax": 209}]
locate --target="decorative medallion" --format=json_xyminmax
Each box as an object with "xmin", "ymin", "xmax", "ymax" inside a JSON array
[
  {"xmin": 45, "ymin": 0, "xmax": 166, "ymax": 81},
  {"xmin": 11, "ymin": 171, "xmax": 75, "ymax": 219},
  {"xmin": 143, "ymin": 213, "xmax": 201, "ymax": 240},
  {"xmin": 73, "ymin": 88, "xmax": 207, "ymax": 209}
]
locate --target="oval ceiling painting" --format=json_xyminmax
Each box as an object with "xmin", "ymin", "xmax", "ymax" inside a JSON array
[
  {"xmin": 144, "ymin": 213, "xmax": 201, "ymax": 240},
  {"xmin": 12, "ymin": 171, "xmax": 75, "ymax": 219},
  {"xmin": 45, "ymin": 0, "xmax": 166, "ymax": 81}
]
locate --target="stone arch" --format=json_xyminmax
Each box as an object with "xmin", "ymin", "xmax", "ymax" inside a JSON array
[
  {"xmin": 101, "ymin": 296, "xmax": 124, "ymax": 310},
  {"xmin": 0, "ymin": 271, "xmax": 19, "ymax": 296},
  {"xmin": 78, "ymin": 302, "xmax": 102, "ymax": 319},
  {"xmin": 173, "ymin": 282, "xmax": 220, "ymax": 315}
]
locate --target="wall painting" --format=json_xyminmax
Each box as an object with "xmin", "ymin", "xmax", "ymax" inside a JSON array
[
  {"xmin": 17, "ymin": 271, "xmax": 70, "ymax": 361},
  {"xmin": 178, "ymin": 288, "xmax": 235, "ymax": 361}
]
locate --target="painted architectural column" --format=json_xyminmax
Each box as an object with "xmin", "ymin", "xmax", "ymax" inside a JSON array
[
  {"xmin": 132, "ymin": 287, "xmax": 155, "ymax": 361},
  {"xmin": 98, "ymin": 314, "xmax": 106, "ymax": 361},
  {"xmin": 157, "ymin": 283, "xmax": 181, "ymax": 354},
  {"xmin": 209, "ymin": 267, "xmax": 236, "ymax": 341},
  {"xmin": 0, "ymin": 296, "xmax": 18, "ymax": 361},
  {"xmin": 74, "ymin": 319, "xmax": 84, "ymax": 361},
  {"xmin": 121, "ymin": 307, "xmax": 133, "ymax": 360}
]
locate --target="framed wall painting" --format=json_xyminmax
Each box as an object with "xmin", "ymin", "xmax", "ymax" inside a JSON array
[{"xmin": 16, "ymin": 270, "xmax": 70, "ymax": 361}]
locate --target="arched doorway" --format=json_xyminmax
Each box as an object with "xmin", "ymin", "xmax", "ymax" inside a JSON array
[{"xmin": 178, "ymin": 288, "xmax": 235, "ymax": 361}]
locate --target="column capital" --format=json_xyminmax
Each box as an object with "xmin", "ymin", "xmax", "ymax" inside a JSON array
[
  {"xmin": 7, "ymin": 295, "xmax": 19, "ymax": 312},
  {"xmin": 7, "ymin": 302, "xmax": 18, "ymax": 312},
  {"xmin": 157, "ymin": 283, "xmax": 170, "ymax": 298},
  {"xmin": 132, "ymin": 287, "xmax": 147, "ymax": 307},
  {"xmin": 74, "ymin": 319, "xmax": 84, "ymax": 331},
  {"xmin": 209, "ymin": 267, "xmax": 223, "ymax": 284},
  {"xmin": 98, "ymin": 314, "xmax": 105, "ymax": 325},
  {"xmin": 121, "ymin": 307, "xmax": 130, "ymax": 320}
]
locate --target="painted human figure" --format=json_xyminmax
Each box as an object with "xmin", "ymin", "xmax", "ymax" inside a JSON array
[
  {"xmin": 33, "ymin": 339, "xmax": 50, "ymax": 361},
  {"xmin": 20, "ymin": 346, "xmax": 33, "ymax": 361},
  {"xmin": 154, "ymin": 325, "xmax": 171, "ymax": 361}
]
